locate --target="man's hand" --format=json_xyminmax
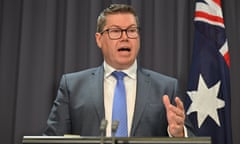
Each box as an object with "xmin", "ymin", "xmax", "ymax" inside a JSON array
[{"xmin": 163, "ymin": 95, "xmax": 185, "ymax": 137}]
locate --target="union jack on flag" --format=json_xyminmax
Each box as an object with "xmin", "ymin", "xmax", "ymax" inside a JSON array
[{"xmin": 185, "ymin": 0, "xmax": 232, "ymax": 144}]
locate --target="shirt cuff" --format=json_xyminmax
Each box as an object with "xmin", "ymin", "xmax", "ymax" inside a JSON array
[{"xmin": 167, "ymin": 125, "xmax": 188, "ymax": 137}]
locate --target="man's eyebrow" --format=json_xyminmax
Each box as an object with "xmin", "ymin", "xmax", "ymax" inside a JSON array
[{"xmin": 107, "ymin": 24, "xmax": 138, "ymax": 29}]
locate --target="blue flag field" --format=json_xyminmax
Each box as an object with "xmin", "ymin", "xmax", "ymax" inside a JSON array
[{"xmin": 185, "ymin": 0, "xmax": 232, "ymax": 144}]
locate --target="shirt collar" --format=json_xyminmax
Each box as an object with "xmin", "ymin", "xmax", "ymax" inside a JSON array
[{"xmin": 104, "ymin": 60, "xmax": 137, "ymax": 79}]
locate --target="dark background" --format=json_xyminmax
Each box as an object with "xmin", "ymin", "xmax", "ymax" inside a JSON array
[{"xmin": 0, "ymin": 0, "xmax": 239, "ymax": 144}]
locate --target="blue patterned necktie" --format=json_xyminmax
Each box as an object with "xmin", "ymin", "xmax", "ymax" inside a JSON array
[{"xmin": 112, "ymin": 71, "xmax": 128, "ymax": 137}]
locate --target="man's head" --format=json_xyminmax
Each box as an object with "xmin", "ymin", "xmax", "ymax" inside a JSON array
[
  {"xmin": 96, "ymin": 4, "xmax": 139, "ymax": 33},
  {"xmin": 95, "ymin": 4, "xmax": 140, "ymax": 70}
]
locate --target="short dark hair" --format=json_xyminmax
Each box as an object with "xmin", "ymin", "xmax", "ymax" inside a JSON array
[{"xmin": 96, "ymin": 4, "xmax": 139, "ymax": 32}]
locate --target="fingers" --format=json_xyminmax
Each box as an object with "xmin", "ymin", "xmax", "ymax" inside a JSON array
[
  {"xmin": 163, "ymin": 95, "xmax": 171, "ymax": 108},
  {"xmin": 163, "ymin": 95, "xmax": 185, "ymax": 137},
  {"xmin": 162, "ymin": 95, "xmax": 185, "ymax": 122},
  {"xmin": 163, "ymin": 95, "xmax": 184, "ymax": 112},
  {"xmin": 174, "ymin": 114, "xmax": 185, "ymax": 125},
  {"xmin": 163, "ymin": 95, "xmax": 184, "ymax": 111},
  {"xmin": 175, "ymin": 97, "xmax": 184, "ymax": 111}
]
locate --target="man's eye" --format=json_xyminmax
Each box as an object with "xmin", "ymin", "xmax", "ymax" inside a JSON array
[
  {"xmin": 128, "ymin": 28, "xmax": 137, "ymax": 33},
  {"xmin": 110, "ymin": 29, "xmax": 121, "ymax": 33}
]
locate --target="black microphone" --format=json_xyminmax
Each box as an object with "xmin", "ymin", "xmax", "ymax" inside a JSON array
[
  {"xmin": 111, "ymin": 120, "xmax": 119, "ymax": 137},
  {"xmin": 111, "ymin": 120, "xmax": 119, "ymax": 144},
  {"xmin": 100, "ymin": 119, "xmax": 108, "ymax": 144}
]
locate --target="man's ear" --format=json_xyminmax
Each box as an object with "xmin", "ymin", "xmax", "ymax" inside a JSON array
[{"xmin": 95, "ymin": 33, "xmax": 102, "ymax": 48}]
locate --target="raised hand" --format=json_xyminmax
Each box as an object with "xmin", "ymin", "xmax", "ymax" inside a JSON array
[{"xmin": 163, "ymin": 95, "xmax": 185, "ymax": 137}]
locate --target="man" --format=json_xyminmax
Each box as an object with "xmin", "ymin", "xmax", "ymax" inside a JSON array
[{"xmin": 43, "ymin": 4, "xmax": 194, "ymax": 137}]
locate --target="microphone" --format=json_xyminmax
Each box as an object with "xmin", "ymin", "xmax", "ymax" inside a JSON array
[
  {"xmin": 111, "ymin": 120, "xmax": 119, "ymax": 137},
  {"xmin": 100, "ymin": 119, "xmax": 108, "ymax": 144},
  {"xmin": 111, "ymin": 120, "xmax": 119, "ymax": 144}
]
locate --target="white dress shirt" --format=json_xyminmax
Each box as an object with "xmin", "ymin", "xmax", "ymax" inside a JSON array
[
  {"xmin": 103, "ymin": 60, "xmax": 137, "ymax": 137},
  {"xmin": 103, "ymin": 60, "xmax": 188, "ymax": 137}
]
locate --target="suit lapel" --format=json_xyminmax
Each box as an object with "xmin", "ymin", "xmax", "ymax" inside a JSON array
[
  {"xmin": 130, "ymin": 68, "xmax": 151, "ymax": 136},
  {"xmin": 90, "ymin": 66, "xmax": 105, "ymax": 122},
  {"xmin": 89, "ymin": 65, "xmax": 153, "ymax": 135}
]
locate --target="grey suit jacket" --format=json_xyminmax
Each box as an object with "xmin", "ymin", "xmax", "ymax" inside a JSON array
[{"xmin": 43, "ymin": 65, "xmax": 195, "ymax": 136}]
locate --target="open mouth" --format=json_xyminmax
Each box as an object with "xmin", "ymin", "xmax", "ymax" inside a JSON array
[{"xmin": 118, "ymin": 47, "xmax": 131, "ymax": 52}]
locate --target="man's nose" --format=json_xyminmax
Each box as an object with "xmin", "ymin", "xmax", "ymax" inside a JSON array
[{"xmin": 121, "ymin": 30, "xmax": 128, "ymax": 39}]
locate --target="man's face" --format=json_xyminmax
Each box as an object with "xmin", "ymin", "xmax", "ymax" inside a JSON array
[{"xmin": 96, "ymin": 13, "xmax": 140, "ymax": 70}]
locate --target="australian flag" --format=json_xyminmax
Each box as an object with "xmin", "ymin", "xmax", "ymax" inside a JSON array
[{"xmin": 185, "ymin": 0, "xmax": 232, "ymax": 144}]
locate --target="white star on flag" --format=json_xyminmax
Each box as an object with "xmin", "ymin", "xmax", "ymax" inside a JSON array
[{"xmin": 187, "ymin": 74, "xmax": 225, "ymax": 128}]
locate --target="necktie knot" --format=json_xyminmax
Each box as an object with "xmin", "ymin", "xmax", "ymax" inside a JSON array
[{"xmin": 112, "ymin": 71, "xmax": 126, "ymax": 80}]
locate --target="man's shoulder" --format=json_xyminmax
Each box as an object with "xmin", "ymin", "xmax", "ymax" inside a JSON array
[
  {"xmin": 140, "ymin": 68, "xmax": 177, "ymax": 82},
  {"xmin": 63, "ymin": 66, "xmax": 103, "ymax": 79}
]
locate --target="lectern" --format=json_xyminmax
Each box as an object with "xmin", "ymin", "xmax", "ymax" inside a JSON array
[{"xmin": 22, "ymin": 136, "xmax": 211, "ymax": 144}]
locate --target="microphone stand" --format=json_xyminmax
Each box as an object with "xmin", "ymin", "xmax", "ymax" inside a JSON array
[
  {"xmin": 100, "ymin": 119, "xmax": 108, "ymax": 144},
  {"xmin": 111, "ymin": 120, "xmax": 119, "ymax": 144}
]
